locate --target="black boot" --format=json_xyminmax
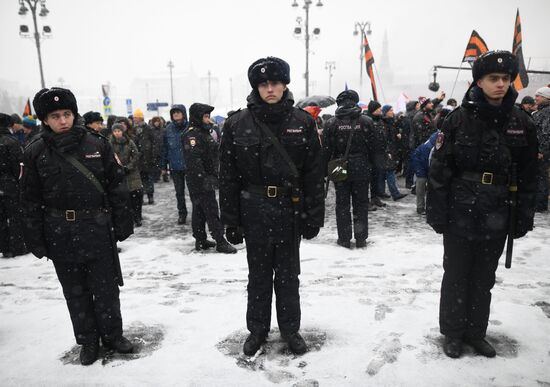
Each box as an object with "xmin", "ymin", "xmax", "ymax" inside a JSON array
[
  {"xmin": 134, "ymin": 219, "xmax": 142, "ymax": 227},
  {"xmin": 162, "ymin": 174, "xmax": 169, "ymax": 182},
  {"xmin": 282, "ymin": 332, "xmax": 307, "ymax": 355},
  {"xmin": 80, "ymin": 340, "xmax": 99, "ymax": 365},
  {"xmin": 195, "ymin": 239, "xmax": 216, "ymax": 250},
  {"xmin": 337, "ymin": 239, "xmax": 351, "ymax": 249},
  {"xmin": 393, "ymin": 193, "xmax": 407, "ymax": 201},
  {"xmin": 464, "ymin": 338, "xmax": 496, "ymax": 358},
  {"xmin": 372, "ymin": 196, "xmax": 386, "ymax": 207},
  {"xmin": 356, "ymin": 239, "xmax": 367, "ymax": 248},
  {"xmin": 377, "ymin": 192, "xmax": 391, "ymax": 199},
  {"xmin": 443, "ymin": 336, "xmax": 463, "ymax": 359},
  {"xmin": 177, "ymin": 215, "xmax": 187, "ymax": 225},
  {"xmin": 367, "ymin": 202, "xmax": 377, "ymax": 212},
  {"xmin": 216, "ymin": 238, "xmax": 237, "ymax": 254},
  {"xmin": 147, "ymin": 194, "xmax": 154, "ymax": 205},
  {"xmin": 243, "ymin": 333, "xmax": 266, "ymax": 356},
  {"xmin": 102, "ymin": 336, "xmax": 134, "ymax": 354},
  {"xmin": 2, "ymin": 252, "xmax": 14, "ymax": 258}
]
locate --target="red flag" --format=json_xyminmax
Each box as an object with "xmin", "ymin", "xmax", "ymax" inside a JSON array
[
  {"xmin": 462, "ymin": 30, "xmax": 489, "ymax": 63},
  {"xmin": 363, "ymin": 35, "xmax": 378, "ymax": 101},
  {"xmin": 512, "ymin": 9, "xmax": 529, "ymax": 90},
  {"xmin": 23, "ymin": 98, "xmax": 32, "ymax": 117}
]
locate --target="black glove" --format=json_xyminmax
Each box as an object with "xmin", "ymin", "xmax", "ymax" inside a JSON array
[
  {"xmin": 302, "ymin": 224, "xmax": 320, "ymax": 240},
  {"xmin": 226, "ymin": 227, "xmax": 243, "ymax": 245},
  {"xmin": 31, "ymin": 245, "xmax": 47, "ymax": 259},
  {"xmin": 431, "ymin": 224, "xmax": 446, "ymax": 234}
]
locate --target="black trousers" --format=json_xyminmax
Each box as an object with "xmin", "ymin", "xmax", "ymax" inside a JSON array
[
  {"xmin": 440, "ymin": 234, "xmax": 506, "ymax": 339},
  {"xmin": 0, "ymin": 195, "xmax": 26, "ymax": 255},
  {"xmin": 53, "ymin": 258, "xmax": 123, "ymax": 345},
  {"xmin": 335, "ymin": 179, "xmax": 369, "ymax": 242},
  {"xmin": 129, "ymin": 189, "xmax": 143, "ymax": 222},
  {"xmin": 246, "ymin": 240, "xmax": 300, "ymax": 336},
  {"xmin": 140, "ymin": 171, "xmax": 155, "ymax": 196},
  {"xmin": 190, "ymin": 190, "xmax": 224, "ymax": 241},
  {"xmin": 171, "ymin": 170, "xmax": 188, "ymax": 218}
]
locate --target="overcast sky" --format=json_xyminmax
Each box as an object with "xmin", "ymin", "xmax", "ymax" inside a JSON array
[{"xmin": 1, "ymin": 0, "xmax": 549, "ymax": 115}]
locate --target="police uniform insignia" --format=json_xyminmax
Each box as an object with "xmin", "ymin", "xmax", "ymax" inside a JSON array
[
  {"xmin": 54, "ymin": 96, "xmax": 59, "ymax": 101},
  {"xmin": 261, "ymin": 67, "xmax": 266, "ymax": 73},
  {"xmin": 189, "ymin": 137, "xmax": 196, "ymax": 147},
  {"xmin": 286, "ymin": 128, "xmax": 303, "ymax": 134},
  {"xmin": 435, "ymin": 132, "xmax": 445, "ymax": 150},
  {"xmin": 85, "ymin": 151, "xmax": 101, "ymax": 159}
]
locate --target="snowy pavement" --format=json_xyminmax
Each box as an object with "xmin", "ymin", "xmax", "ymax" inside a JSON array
[{"xmin": 1, "ymin": 179, "xmax": 549, "ymax": 387}]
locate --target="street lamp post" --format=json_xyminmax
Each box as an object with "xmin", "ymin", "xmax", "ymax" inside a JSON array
[
  {"xmin": 325, "ymin": 61, "xmax": 335, "ymax": 96},
  {"xmin": 18, "ymin": 0, "xmax": 51, "ymax": 89},
  {"xmin": 167, "ymin": 59, "xmax": 174, "ymax": 106},
  {"xmin": 353, "ymin": 21, "xmax": 372, "ymax": 90},
  {"xmin": 292, "ymin": 0, "xmax": 324, "ymax": 97}
]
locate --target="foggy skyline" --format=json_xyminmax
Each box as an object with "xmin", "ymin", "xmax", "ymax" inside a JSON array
[{"xmin": 1, "ymin": 0, "xmax": 549, "ymax": 116}]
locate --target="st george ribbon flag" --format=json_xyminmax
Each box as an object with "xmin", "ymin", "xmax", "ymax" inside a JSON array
[
  {"xmin": 23, "ymin": 98, "xmax": 32, "ymax": 117},
  {"xmin": 462, "ymin": 30, "xmax": 489, "ymax": 63},
  {"xmin": 512, "ymin": 9, "xmax": 529, "ymax": 91},
  {"xmin": 363, "ymin": 35, "xmax": 378, "ymax": 102}
]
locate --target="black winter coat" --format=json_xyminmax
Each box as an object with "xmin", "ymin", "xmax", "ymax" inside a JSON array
[
  {"xmin": 21, "ymin": 125, "xmax": 133, "ymax": 261},
  {"xmin": 426, "ymin": 86, "xmax": 538, "ymax": 240},
  {"xmin": 323, "ymin": 108, "xmax": 378, "ymax": 180},
  {"xmin": 183, "ymin": 125, "xmax": 219, "ymax": 195},
  {"xmin": 135, "ymin": 122, "xmax": 158, "ymax": 172},
  {"xmin": 0, "ymin": 127, "xmax": 23, "ymax": 198},
  {"xmin": 412, "ymin": 109, "xmax": 437, "ymax": 149},
  {"xmin": 219, "ymin": 90, "xmax": 324, "ymax": 243}
]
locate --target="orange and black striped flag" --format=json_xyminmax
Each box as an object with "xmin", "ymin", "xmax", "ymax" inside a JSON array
[
  {"xmin": 22, "ymin": 98, "xmax": 32, "ymax": 117},
  {"xmin": 512, "ymin": 9, "xmax": 529, "ymax": 90},
  {"xmin": 363, "ymin": 35, "xmax": 378, "ymax": 101},
  {"xmin": 462, "ymin": 30, "xmax": 489, "ymax": 63}
]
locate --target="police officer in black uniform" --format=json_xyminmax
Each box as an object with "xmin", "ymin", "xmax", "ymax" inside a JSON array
[
  {"xmin": 183, "ymin": 102, "xmax": 236, "ymax": 254},
  {"xmin": 323, "ymin": 90, "xmax": 378, "ymax": 248},
  {"xmin": 0, "ymin": 113, "xmax": 26, "ymax": 258},
  {"xmin": 426, "ymin": 51, "xmax": 538, "ymax": 359},
  {"xmin": 219, "ymin": 57, "xmax": 324, "ymax": 356},
  {"xmin": 21, "ymin": 88, "xmax": 135, "ymax": 365}
]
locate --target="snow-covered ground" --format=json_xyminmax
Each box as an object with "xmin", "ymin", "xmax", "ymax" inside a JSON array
[{"xmin": 1, "ymin": 179, "xmax": 549, "ymax": 387}]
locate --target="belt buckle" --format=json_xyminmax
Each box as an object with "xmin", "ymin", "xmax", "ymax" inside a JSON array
[
  {"xmin": 65, "ymin": 210, "xmax": 76, "ymax": 222},
  {"xmin": 267, "ymin": 186, "xmax": 277, "ymax": 198},
  {"xmin": 481, "ymin": 172, "xmax": 493, "ymax": 185}
]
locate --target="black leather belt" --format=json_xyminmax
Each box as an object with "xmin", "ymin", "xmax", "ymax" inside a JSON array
[
  {"xmin": 45, "ymin": 208, "xmax": 109, "ymax": 221},
  {"xmin": 245, "ymin": 184, "xmax": 291, "ymax": 198},
  {"xmin": 459, "ymin": 171, "xmax": 509, "ymax": 186}
]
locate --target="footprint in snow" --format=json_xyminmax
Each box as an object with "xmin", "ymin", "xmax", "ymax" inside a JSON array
[{"xmin": 366, "ymin": 333, "xmax": 403, "ymax": 376}]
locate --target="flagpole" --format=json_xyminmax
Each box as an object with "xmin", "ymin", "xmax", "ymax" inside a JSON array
[
  {"xmin": 373, "ymin": 64, "xmax": 386, "ymax": 102},
  {"xmin": 450, "ymin": 63, "xmax": 463, "ymax": 99}
]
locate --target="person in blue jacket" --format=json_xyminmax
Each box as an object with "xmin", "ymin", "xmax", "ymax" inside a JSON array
[
  {"xmin": 411, "ymin": 131, "xmax": 438, "ymax": 214},
  {"xmin": 161, "ymin": 104, "xmax": 189, "ymax": 224}
]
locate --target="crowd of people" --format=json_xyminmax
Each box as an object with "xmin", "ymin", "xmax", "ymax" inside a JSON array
[{"xmin": 0, "ymin": 50, "xmax": 549, "ymax": 364}]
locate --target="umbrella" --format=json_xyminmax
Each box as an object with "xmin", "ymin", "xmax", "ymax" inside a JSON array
[
  {"xmin": 296, "ymin": 95, "xmax": 336, "ymax": 108},
  {"xmin": 212, "ymin": 115, "xmax": 226, "ymax": 125}
]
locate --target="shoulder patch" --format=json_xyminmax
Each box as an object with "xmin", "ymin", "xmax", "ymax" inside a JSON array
[{"xmin": 188, "ymin": 137, "xmax": 196, "ymax": 147}]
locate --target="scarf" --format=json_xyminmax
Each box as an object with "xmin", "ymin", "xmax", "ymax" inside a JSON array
[
  {"xmin": 247, "ymin": 89, "xmax": 295, "ymax": 124},
  {"xmin": 42, "ymin": 125, "xmax": 87, "ymax": 154}
]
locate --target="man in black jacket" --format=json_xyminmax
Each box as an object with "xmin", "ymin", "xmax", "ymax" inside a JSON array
[
  {"xmin": 0, "ymin": 113, "xmax": 26, "ymax": 258},
  {"xmin": 323, "ymin": 90, "xmax": 378, "ymax": 248},
  {"xmin": 183, "ymin": 103, "xmax": 236, "ymax": 254},
  {"xmin": 220, "ymin": 57, "xmax": 324, "ymax": 356},
  {"xmin": 21, "ymin": 88, "xmax": 135, "ymax": 365},
  {"xmin": 426, "ymin": 51, "xmax": 538, "ymax": 359}
]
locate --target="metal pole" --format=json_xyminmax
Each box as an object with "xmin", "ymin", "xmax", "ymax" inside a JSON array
[
  {"xmin": 168, "ymin": 60, "xmax": 174, "ymax": 106},
  {"xmin": 304, "ymin": 2, "xmax": 310, "ymax": 97},
  {"xmin": 359, "ymin": 29, "xmax": 364, "ymax": 90},
  {"xmin": 27, "ymin": 0, "xmax": 46, "ymax": 88}
]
